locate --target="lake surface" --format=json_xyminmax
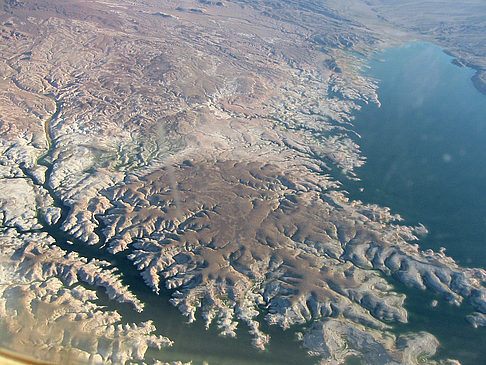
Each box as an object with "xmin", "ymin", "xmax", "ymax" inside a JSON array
[
  {"xmin": 342, "ymin": 41, "xmax": 486, "ymax": 364},
  {"xmin": 347, "ymin": 42, "xmax": 486, "ymax": 268},
  {"xmin": 147, "ymin": 42, "xmax": 486, "ymax": 364}
]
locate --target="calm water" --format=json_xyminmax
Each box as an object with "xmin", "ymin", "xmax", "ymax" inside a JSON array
[
  {"xmin": 347, "ymin": 42, "xmax": 486, "ymax": 268},
  {"xmin": 342, "ymin": 42, "xmax": 486, "ymax": 364}
]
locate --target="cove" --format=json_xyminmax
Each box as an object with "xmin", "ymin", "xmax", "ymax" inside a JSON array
[{"xmin": 342, "ymin": 42, "xmax": 486, "ymax": 364}]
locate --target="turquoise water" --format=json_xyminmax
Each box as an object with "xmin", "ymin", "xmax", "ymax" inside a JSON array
[
  {"xmin": 347, "ymin": 42, "xmax": 486, "ymax": 268},
  {"xmin": 341, "ymin": 42, "xmax": 486, "ymax": 364}
]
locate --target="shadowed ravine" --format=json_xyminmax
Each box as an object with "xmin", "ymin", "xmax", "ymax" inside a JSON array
[{"xmin": 32, "ymin": 97, "xmax": 315, "ymax": 365}]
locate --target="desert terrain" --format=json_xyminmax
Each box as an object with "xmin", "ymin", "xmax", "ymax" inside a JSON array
[{"xmin": 0, "ymin": 0, "xmax": 485, "ymax": 364}]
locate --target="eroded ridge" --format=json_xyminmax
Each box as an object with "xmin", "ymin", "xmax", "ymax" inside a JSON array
[
  {"xmin": 99, "ymin": 159, "xmax": 484, "ymax": 362},
  {"xmin": 1, "ymin": 0, "xmax": 486, "ymax": 363},
  {"xmin": 0, "ymin": 152, "xmax": 171, "ymax": 362},
  {"xmin": 0, "ymin": 229, "xmax": 172, "ymax": 364},
  {"xmin": 0, "ymin": 0, "xmax": 384, "ymax": 253},
  {"xmin": 0, "ymin": 0, "xmax": 387, "ymax": 361}
]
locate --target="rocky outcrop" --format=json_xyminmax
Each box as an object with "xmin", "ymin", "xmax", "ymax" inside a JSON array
[
  {"xmin": 98, "ymin": 159, "xmax": 483, "ymax": 362},
  {"xmin": 472, "ymin": 71, "xmax": 486, "ymax": 96},
  {"xmin": 0, "ymin": 228, "xmax": 171, "ymax": 364},
  {"xmin": 0, "ymin": 0, "xmax": 483, "ymax": 364},
  {"xmin": 303, "ymin": 318, "xmax": 457, "ymax": 365}
]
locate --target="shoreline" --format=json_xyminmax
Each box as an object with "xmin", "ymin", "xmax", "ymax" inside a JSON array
[
  {"xmin": 471, "ymin": 71, "xmax": 486, "ymax": 96},
  {"xmin": 441, "ymin": 50, "xmax": 486, "ymax": 97}
]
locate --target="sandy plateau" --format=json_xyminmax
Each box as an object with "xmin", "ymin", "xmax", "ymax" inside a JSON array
[{"xmin": 0, "ymin": 0, "xmax": 485, "ymax": 364}]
